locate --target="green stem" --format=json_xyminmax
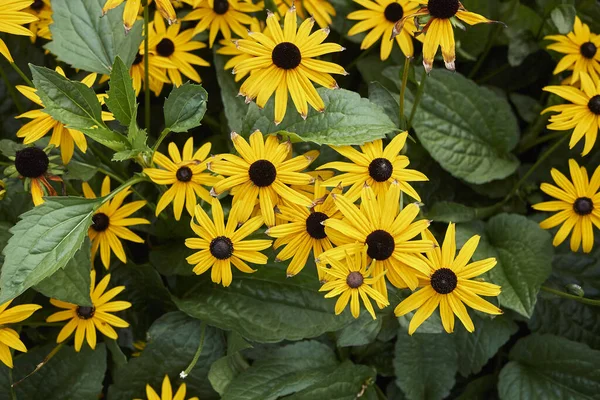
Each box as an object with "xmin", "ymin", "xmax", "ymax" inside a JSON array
[
  {"xmin": 468, "ymin": 24, "xmax": 501, "ymax": 80},
  {"xmin": 97, "ymin": 168, "xmax": 126, "ymax": 185},
  {"xmin": 181, "ymin": 322, "xmax": 207, "ymax": 378},
  {"xmin": 541, "ymin": 286, "xmax": 600, "ymax": 307},
  {"xmin": 373, "ymin": 384, "xmax": 388, "ymax": 400},
  {"xmin": 152, "ymin": 128, "xmax": 171, "ymax": 153},
  {"xmin": 12, "ymin": 343, "xmax": 64, "ymax": 387},
  {"xmin": 345, "ymin": 47, "xmax": 371, "ymax": 72},
  {"xmin": 101, "ymin": 175, "xmax": 148, "ymax": 207},
  {"xmin": 518, "ymin": 130, "xmax": 565, "ymax": 154},
  {"xmin": 202, "ymin": 114, "xmax": 222, "ymax": 134},
  {"xmin": 144, "ymin": 2, "xmax": 151, "ymax": 132},
  {"xmin": 9, "ymin": 369, "xmax": 17, "ymax": 400},
  {"xmin": 399, "ymin": 57, "xmax": 411, "ymax": 130},
  {"xmin": 407, "ymin": 69, "xmax": 428, "ymax": 130},
  {"xmin": 0, "ymin": 64, "xmax": 24, "ymax": 114},
  {"xmin": 10, "ymin": 62, "xmax": 33, "ymax": 87}
]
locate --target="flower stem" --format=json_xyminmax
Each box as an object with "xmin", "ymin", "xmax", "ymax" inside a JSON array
[
  {"xmin": 143, "ymin": 1, "xmax": 151, "ymax": 132},
  {"xmin": 181, "ymin": 322, "xmax": 206, "ymax": 379},
  {"xmin": 152, "ymin": 128, "xmax": 171, "ymax": 153},
  {"xmin": 9, "ymin": 369, "xmax": 17, "ymax": 400},
  {"xmin": 541, "ymin": 286, "xmax": 600, "ymax": 307},
  {"xmin": 399, "ymin": 56, "xmax": 411, "ymax": 130},
  {"xmin": 0, "ymin": 63, "xmax": 24, "ymax": 114},
  {"xmin": 10, "ymin": 62, "xmax": 33, "ymax": 87},
  {"xmin": 12, "ymin": 342, "xmax": 65, "ymax": 387},
  {"xmin": 101, "ymin": 175, "xmax": 148, "ymax": 207},
  {"xmin": 407, "ymin": 68, "xmax": 428, "ymax": 130}
]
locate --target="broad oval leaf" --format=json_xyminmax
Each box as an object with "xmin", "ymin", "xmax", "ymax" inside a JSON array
[
  {"xmin": 0, "ymin": 197, "xmax": 100, "ymax": 304},
  {"xmin": 164, "ymin": 83, "xmax": 209, "ymax": 133},
  {"xmin": 105, "ymin": 56, "xmax": 137, "ymax": 127},
  {"xmin": 413, "ymin": 70, "xmax": 520, "ymax": 184},
  {"xmin": 242, "ymin": 88, "xmax": 397, "ymax": 146}
]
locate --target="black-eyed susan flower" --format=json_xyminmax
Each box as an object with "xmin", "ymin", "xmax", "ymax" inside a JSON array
[
  {"xmin": 83, "ymin": 176, "xmax": 150, "ymax": 269},
  {"xmin": 16, "ymin": 67, "xmax": 114, "ymax": 165},
  {"xmin": 144, "ymin": 138, "xmax": 220, "ymax": 221},
  {"xmin": 545, "ymin": 16, "xmax": 600, "ymax": 85},
  {"xmin": 183, "ymin": 0, "xmax": 263, "ymax": 48},
  {"xmin": 533, "ymin": 159, "xmax": 600, "ymax": 253},
  {"xmin": 25, "ymin": 0, "xmax": 52, "ymax": 42},
  {"xmin": 209, "ymin": 131, "xmax": 316, "ymax": 227},
  {"xmin": 348, "ymin": 0, "xmax": 419, "ymax": 60},
  {"xmin": 266, "ymin": 178, "xmax": 343, "ymax": 279},
  {"xmin": 47, "ymin": 270, "xmax": 132, "ymax": 352},
  {"xmin": 274, "ymin": 0, "xmax": 336, "ymax": 29},
  {"xmin": 0, "ymin": 0, "xmax": 38, "ymax": 62},
  {"xmin": 318, "ymin": 132, "xmax": 428, "ymax": 202},
  {"xmin": 149, "ymin": 11, "xmax": 210, "ymax": 86},
  {"xmin": 234, "ymin": 8, "xmax": 347, "ymax": 124},
  {"xmin": 130, "ymin": 47, "xmax": 174, "ymax": 96},
  {"xmin": 217, "ymin": 18, "xmax": 264, "ymax": 82},
  {"xmin": 393, "ymin": 0, "xmax": 499, "ymax": 72},
  {"xmin": 0, "ymin": 300, "xmax": 41, "ymax": 368},
  {"xmin": 318, "ymin": 182, "xmax": 434, "ymax": 305},
  {"xmin": 543, "ymin": 72, "xmax": 600, "ymax": 156},
  {"xmin": 185, "ymin": 198, "xmax": 272, "ymax": 286},
  {"xmin": 103, "ymin": 0, "xmax": 177, "ymax": 32},
  {"xmin": 135, "ymin": 375, "xmax": 199, "ymax": 400},
  {"xmin": 395, "ymin": 224, "xmax": 502, "ymax": 334}
]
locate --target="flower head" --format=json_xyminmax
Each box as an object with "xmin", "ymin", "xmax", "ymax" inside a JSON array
[
  {"xmin": 217, "ymin": 18, "xmax": 265, "ymax": 82},
  {"xmin": 8, "ymin": 146, "xmax": 62, "ymax": 206},
  {"xmin": 103, "ymin": 0, "xmax": 177, "ymax": 32},
  {"xmin": 274, "ymin": 0, "xmax": 337, "ymax": 29},
  {"xmin": 0, "ymin": 0, "xmax": 38, "ymax": 62},
  {"xmin": 134, "ymin": 375, "xmax": 199, "ymax": 400},
  {"xmin": 0, "ymin": 300, "xmax": 41, "ymax": 368},
  {"xmin": 395, "ymin": 224, "xmax": 502, "ymax": 334},
  {"xmin": 47, "ymin": 270, "xmax": 132, "ymax": 351},
  {"xmin": 533, "ymin": 159, "xmax": 600, "ymax": 253},
  {"xmin": 25, "ymin": 0, "xmax": 52, "ymax": 42}
]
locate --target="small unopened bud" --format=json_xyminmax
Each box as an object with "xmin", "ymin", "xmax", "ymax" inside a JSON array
[{"xmin": 566, "ymin": 284, "xmax": 585, "ymax": 297}]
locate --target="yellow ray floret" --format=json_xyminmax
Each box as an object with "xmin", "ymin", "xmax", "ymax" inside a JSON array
[
  {"xmin": 0, "ymin": 300, "xmax": 41, "ymax": 368},
  {"xmin": 0, "ymin": 0, "xmax": 39, "ymax": 62},
  {"xmin": 134, "ymin": 375, "xmax": 199, "ymax": 400}
]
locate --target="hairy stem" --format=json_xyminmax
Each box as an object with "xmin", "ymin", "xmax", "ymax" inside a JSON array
[
  {"xmin": 144, "ymin": 1, "xmax": 151, "ymax": 132},
  {"xmin": 181, "ymin": 322, "xmax": 207, "ymax": 378},
  {"xmin": 399, "ymin": 57, "xmax": 411, "ymax": 130},
  {"xmin": 541, "ymin": 286, "xmax": 600, "ymax": 307},
  {"xmin": 407, "ymin": 69, "xmax": 428, "ymax": 130}
]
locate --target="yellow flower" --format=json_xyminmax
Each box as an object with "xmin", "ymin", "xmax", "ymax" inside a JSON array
[
  {"xmin": 265, "ymin": 177, "xmax": 343, "ymax": 279},
  {"xmin": 274, "ymin": 0, "xmax": 336, "ymax": 29},
  {"xmin": 130, "ymin": 45, "xmax": 174, "ymax": 96},
  {"xmin": 216, "ymin": 18, "xmax": 264, "ymax": 82},
  {"xmin": 0, "ymin": 0, "xmax": 38, "ymax": 62},
  {"xmin": 185, "ymin": 198, "xmax": 272, "ymax": 286},
  {"xmin": 0, "ymin": 300, "xmax": 41, "ymax": 368},
  {"xmin": 135, "ymin": 375, "xmax": 199, "ymax": 400},
  {"xmin": 393, "ymin": 0, "xmax": 498, "ymax": 72},
  {"xmin": 533, "ymin": 159, "xmax": 600, "ymax": 253},
  {"xmin": 83, "ymin": 176, "xmax": 150, "ymax": 269},
  {"xmin": 16, "ymin": 67, "xmax": 114, "ymax": 165},
  {"xmin": 545, "ymin": 16, "xmax": 600, "ymax": 85},
  {"xmin": 319, "ymin": 249, "xmax": 389, "ymax": 319},
  {"xmin": 209, "ymin": 131, "xmax": 316, "ymax": 227},
  {"xmin": 24, "ymin": 0, "xmax": 52, "ymax": 42},
  {"xmin": 318, "ymin": 183, "xmax": 434, "ymax": 306},
  {"xmin": 182, "ymin": 0, "xmax": 263, "ymax": 48},
  {"xmin": 317, "ymin": 132, "xmax": 428, "ymax": 202},
  {"xmin": 348, "ymin": 0, "xmax": 419, "ymax": 60},
  {"xmin": 12, "ymin": 146, "xmax": 59, "ymax": 206},
  {"xmin": 149, "ymin": 10, "xmax": 210, "ymax": 86},
  {"xmin": 103, "ymin": 0, "xmax": 177, "ymax": 32},
  {"xmin": 395, "ymin": 224, "xmax": 502, "ymax": 334},
  {"xmin": 234, "ymin": 7, "xmax": 347, "ymax": 124},
  {"xmin": 144, "ymin": 137, "xmax": 220, "ymax": 221},
  {"xmin": 46, "ymin": 270, "xmax": 132, "ymax": 351},
  {"xmin": 543, "ymin": 72, "xmax": 600, "ymax": 156}
]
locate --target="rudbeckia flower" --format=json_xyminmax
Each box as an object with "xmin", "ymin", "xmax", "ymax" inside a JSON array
[
  {"xmin": 10, "ymin": 146, "xmax": 61, "ymax": 206},
  {"xmin": 395, "ymin": 224, "xmax": 502, "ymax": 334},
  {"xmin": 348, "ymin": 0, "xmax": 419, "ymax": 60},
  {"xmin": 102, "ymin": 0, "xmax": 177, "ymax": 32},
  {"xmin": 234, "ymin": 7, "xmax": 347, "ymax": 124},
  {"xmin": 0, "ymin": 0, "xmax": 39, "ymax": 62},
  {"xmin": 0, "ymin": 300, "xmax": 41, "ymax": 368},
  {"xmin": 130, "ymin": 47, "xmax": 174, "ymax": 96},
  {"xmin": 543, "ymin": 72, "xmax": 600, "ymax": 156},
  {"xmin": 83, "ymin": 176, "xmax": 150, "ymax": 269},
  {"xmin": 135, "ymin": 375, "xmax": 199, "ymax": 400},
  {"xmin": 24, "ymin": 0, "xmax": 52, "ymax": 42},
  {"xmin": 545, "ymin": 16, "xmax": 600, "ymax": 85},
  {"xmin": 533, "ymin": 159, "xmax": 600, "ymax": 253},
  {"xmin": 209, "ymin": 131, "xmax": 316, "ymax": 227},
  {"xmin": 47, "ymin": 270, "xmax": 132, "ymax": 351},
  {"xmin": 274, "ymin": 0, "xmax": 337, "ymax": 29},
  {"xmin": 144, "ymin": 137, "xmax": 220, "ymax": 221},
  {"xmin": 185, "ymin": 198, "xmax": 272, "ymax": 286},
  {"xmin": 217, "ymin": 18, "xmax": 264, "ymax": 82}
]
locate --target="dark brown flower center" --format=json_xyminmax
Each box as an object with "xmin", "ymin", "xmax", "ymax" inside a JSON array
[
  {"xmin": 133, "ymin": 52, "xmax": 144, "ymax": 65},
  {"xmin": 430, "ymin": 268, "xmax": 458, "ymax": 294},
  {"xmin": 588, "ymin": 95, "xmax": 600, "ymax": 115},
  {"xmin": 31, "ymin": 0, "xmax": 45, "ymax": 11},
  {"xmin": 573, "ymin": 197, "xmax": 593, "ymax": 216},
  {"xmin": 366, "ymin": 230, "xmax": 395, "ymax": 260},
  {"xmin": 210, "ymin": 236, "xmax": 234, "ymax": 259},
  {"xmin": 580, "ymin": 42, "xmax": 597, "ymax": 59},
  {"xmin": 368, "ymin": 158, "xmax": 394, "ymax": 182},
  {"xmin": 213, "ymin": 0, "xmax": 229, "ymax": 14},
  {"xmin": 272, "ymin": 42, "xmax": 302, "ymax": 70},
  {"xmin": 249, "ymin": 160, "xmax": 277, "ymax": 187},
  {"xmin": 176, "ymin": 166, "xmax": 193, "ymax": 182},
  {"xmin": 346, "ymin": 271, "xmax": 364, "ymax": 288},
  {"xmin": 156, "ymin": 38, "xmax": 175, "ymax": 57},
  {"xmin": 428, "ymin": 0, "xmax": 459, "ymax": 19},
  {"xmin": 92, "ymin": 213, "xmax": 110, "ymax": 232},
  {"xmin": 76, "ymin": 306, "xmax": 95, "ymax": 319},
  {"xmin": 15, "ymin": 147, "xmax": 49, "ymax": 178},
  {"xmin": 306, "ymin": 212, "xmax": 328, "ymax": 239},
  {"xmin": 384, "ymin": 3, "xmax": 404, "ymax": 23}
]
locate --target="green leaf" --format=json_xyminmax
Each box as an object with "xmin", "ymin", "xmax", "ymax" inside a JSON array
[
  {"xmin": 30, "ymin": 66, "xmax": 129, "ymax": 151},
  {"xmin": 337, "ymin": 312, "xmax": 382, "ymax": 347},
  {"xmin": 34, "ymin": 238, "xmax": 93, "ymax": 306},
  {"xmin": 105, "ymin": 56, "xmax": 137, "ymax": 127},
  {"xmin": 108, "ymin": 312, "xmax": 226, "ymax": 400},
  {"xmin": 221, "ymin": 341, "xmax": 338, "ymax": 400},
  {"xmin": 453, "ymin": 314, "xmax": 518, "ymax": 377},
  {"xmin": 413, "ymin": 70, "xmax": 520, "ymax": 184},
  {"xmin": 164, "ymin": 83, "xmax": 208, "ymax": 133},
  {"xmin": 208, "ymin": 332, "xmax": 252, "ymax": 395},
  {"xmin": 173, "ymin": 266, "xmax": 353, "ymax": 343},
  {"xmin": 550, "ymin": 5, "xmax": 577, "ymax": 34},
  {"xmin": 45, "ymin": 0, "xmax": 143, "ymax": 75},
  {"xmin": 456, "ymin": 214, "xmax": 553, "ymax": 318},
  {"xmin": 214, "ymin": 50, "xmax": 246, "ymax": 133},
  {"xmin": 112, "ymin": 111, "xmax": 150, "ymax": 162},
  {"xmin": 456, "ymin": 374, "xmax": 497, "ymax": 400},
  {"xmin": 0, "ymin": 344, "xmax": 106, "ymax": 400},
  {"xmin": 394, "ymin": 331, "xmax": 458, "ymax": 400},
  {"xmin": 242, "ymin": 88, "xmax": 397, "ymax": 146},
  {"xmin": 63, "ymin": 160, "xmax": 98, "ymax": 181},
  {"xmin": 0, "ymin": 139, "xmax": 25, "ymax": 157},
  {"xmin": 498, "ymin": 334, "xmax": 600, "ymax": 400},
  {"xmin": 426, "ymin": 201, "xmax": 479, "ymax": 223},
  {"xmin": 0, "ymin": 197, "xmax": 101, "ymax": 304}
]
